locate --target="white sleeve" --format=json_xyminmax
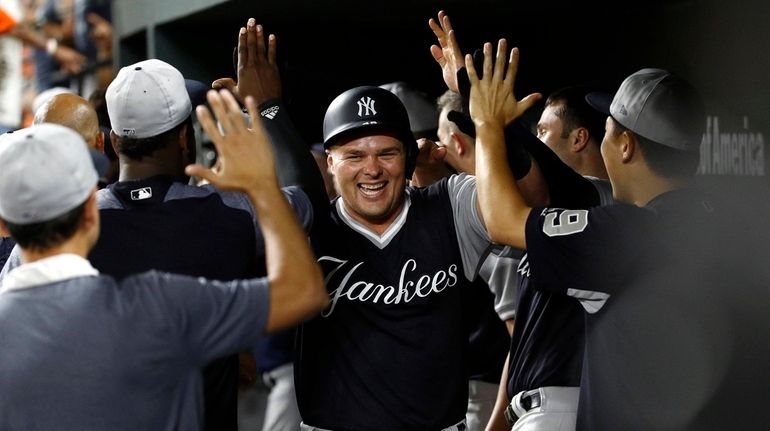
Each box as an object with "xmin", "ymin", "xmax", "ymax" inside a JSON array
[
  {"xmin": 477, "ymin": 245, "xmax": 523, "ymax": 321},
  {"xmin": 447, "ymin": 173, "xmax": 492, "ymax": 281}
]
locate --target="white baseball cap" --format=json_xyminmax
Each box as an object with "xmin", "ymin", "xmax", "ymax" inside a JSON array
[
  {"xmin": 609, "ymin": 68, "xmax": 705, "ymax": 152},
  {"xmin": 0, "ymin": 124, "xmax": 98, "ymax": 224},
  {"xmin": 106, "ymin": 59, "xmax": 192, "ymax": 139}
]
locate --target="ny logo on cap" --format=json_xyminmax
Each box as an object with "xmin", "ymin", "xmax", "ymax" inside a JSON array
[
  {"xmin": 130, "ymin": 187, "xmax": 152, "ymax": 201},
  {"xmin": 357, "ymin": 96, "xmax": 377, "ymax": 117}
]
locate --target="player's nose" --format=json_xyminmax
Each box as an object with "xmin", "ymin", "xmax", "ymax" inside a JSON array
[{"xmin": 361, "ymin": 155, "xmax": 383, "ymax": 176}]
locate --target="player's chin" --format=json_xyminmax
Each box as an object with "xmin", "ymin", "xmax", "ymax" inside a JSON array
[{"xmin": 355, "ymin": 198, "xmax": 395, "ymax": 220}]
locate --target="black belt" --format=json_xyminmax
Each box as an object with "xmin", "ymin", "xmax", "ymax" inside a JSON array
[{"xmin": 504, "ymin": 390, "xmax": 542, "ymax": 426}]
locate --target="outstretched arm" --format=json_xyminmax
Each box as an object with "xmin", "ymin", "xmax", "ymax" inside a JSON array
[
  {"xmin": 429, "ymin": 10, "xmax": 465, "ymax": 92},
  {"xmin": 212, "ymin": 19, "xmax": 329, "ymax": 215},
  {"xmin": 211, "ymin": 19, "xmax": 281, "ymax": 105},
  {"xmin": 485, "ymin": 352, "xmax": 512, "ymax": 431},
  {"xmin": 429, "ymin": 11, "xmax": 548, "ymax": 208},
  {"xmin": 187, "ymin": 90, "xmax": 328, "ymax": 333},
  {"xmin": 469, "ymin": 40, "xmax": 541, "ymax": 250},
  {"xmin": 10, "ymin": 24, "xmax": 86, "ymax": 74}
]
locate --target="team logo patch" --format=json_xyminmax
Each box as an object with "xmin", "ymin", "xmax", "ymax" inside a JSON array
[
  {"xmin": 356, "ymin": 96, "xmax": 377, "ymax": 117},
  {"xmin": 122, "ymin": 128, "xmax": 136, "ymax": 136},
  {"xmin": 130, "ymin": 187, "xmax": 152, "ymax": 201}
]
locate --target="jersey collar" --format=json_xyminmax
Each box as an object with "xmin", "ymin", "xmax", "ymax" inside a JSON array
[
  {"xmin": 2, "ymin": 254, "xmax": 99, "ymax": 293},
  {"xmin": 335, "ymin": 190, "xmax": 411, "ymax": 249}
]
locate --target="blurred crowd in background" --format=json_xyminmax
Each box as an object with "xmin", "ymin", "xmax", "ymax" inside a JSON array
[{"xmin": 2, "ymin": 0, "xmax": 112, "ymax": 129}]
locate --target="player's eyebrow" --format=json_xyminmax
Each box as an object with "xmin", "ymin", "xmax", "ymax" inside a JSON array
[{"xmin": 378, "ymin": 145, "xmax": 402, "ymax": 155}]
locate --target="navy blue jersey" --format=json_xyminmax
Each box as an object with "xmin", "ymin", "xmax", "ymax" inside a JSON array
[
  {"xmin": 463, "ymin": 274, "xmax": 509, "ymax": 384},
  {"xmin": 0, "ymin": 237, "xmax": 14, "ymax": 270},
  {"xmin": 297, "ymin": 174, "xmax": 490, "ymax": 431},
  {"xmin": 525, "ymin": 189, "xmax": 770, "ymax": 430},
  {"xmin": 506, "ymin": 178, "xmax": 612, "ymax": 396},
  {"xmin": 92, "ymin": 176, "xmax": 267, "ymax": 280},
  {"xmin": 89, "ymin": 176, "xmax": 311, "ymax": 431}
]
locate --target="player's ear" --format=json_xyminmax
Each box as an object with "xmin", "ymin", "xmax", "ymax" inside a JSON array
[
  {"xmin": 572, "ymin": 127, "xmax": 589, "ymax": 153},
  {"xmin": 451, "ymin": 131, "xmax": 466, "ymax": 156},
  {"xmin": 621, "ymin": 131, "xmax": 635, "ymax": 163},
  {"xmin": 81, "ymin": 190, "xmax": 99, "ymax": 230},
  {"xmin": 326, "ymin": 152, "xmax": 337, "ymax": 175},
  {"xmin": 178, "ymin": 123, "xmax": 190, "ymax": 151},
  {"xmin": 0, "ymin": 218, "xmax": 10, "ymax": 237},
  {"xmin": 94, "ymin": 130, "xmax": 105, "ymax": 153},
  {"xmin": 110, "ymin": 130, "xmax": 121, "ymax": 156}
]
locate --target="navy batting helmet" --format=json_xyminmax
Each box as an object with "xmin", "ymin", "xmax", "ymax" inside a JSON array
[{"xmin": 323, "ymin": 86, "xmax": 418, "ymax": 179}]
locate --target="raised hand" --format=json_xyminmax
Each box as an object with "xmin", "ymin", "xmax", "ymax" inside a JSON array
[
  {"xmin": 410, "ymin": 138, "xmax": 451, "ymax": 187},
  {"xmin": 87, "ymin": 13, "xmax": 113, "ymax": 57},
  {"xmin": 428, "ymin": 10, "xmax": 464, "ymax": 92},
  {"xmin": 186, "ymin": 90, "xmax": 278, "ymax": 193},
  {"xmin": 466, "ymin": 39, "xmax": 541, "ymax": 130},
  {"xmin": 212, "ymin": 18, "xmax": 281, "ymax": 106}
]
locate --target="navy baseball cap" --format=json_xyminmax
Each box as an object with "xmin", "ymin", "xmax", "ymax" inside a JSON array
[
  {"xmin": 185, "ymin": 79, "xmax": 210, "ymax": 109},
  {"xmin": 585, "ymin": 91, "xmax": 612, "ymax": 116}
]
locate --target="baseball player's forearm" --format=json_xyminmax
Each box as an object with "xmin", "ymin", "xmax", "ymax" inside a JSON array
[
  {"xmin": 485, "ymin": 352, "xmax": 512, "ymax": 431},
  {"xmin": 261, "ymin": 100, "xmax": 330, "ymax": 216},
  {"xmin": 9, "ymin": 25, "xmax": 47, "ymax": 50},
  {"xmin": 475, "ymin": 123, "xmax": 529, "ymax": 250},
  {"xmin": 245, "ymin": 184, "xmax": 328, "ymax": 333},
  {"xmin": 505, "ymin": 318, "xmax": 514, "ymax": 337},
  {"xmin": 188, "ymin": 90, "xmax": 327, "ymax": 334}
]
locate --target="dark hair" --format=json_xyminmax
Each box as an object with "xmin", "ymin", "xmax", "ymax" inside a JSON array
[
  {"xmin": 4, "ymin": 201, "xmax": 87, "ymax": 251},
  {"xmin": 87, "ymin": 88, "xmax": 111, "ymax": 130},
  {"xmin": 116, "ymin": 116, "xmax": 192, "ymax": 160},
  {"xmin": 545, "ymin": 86, "xmax": 606, "ymax": 144},
  {"xmin": 611, "ymin": 119, "xmax": 699, "ymax": 178}
]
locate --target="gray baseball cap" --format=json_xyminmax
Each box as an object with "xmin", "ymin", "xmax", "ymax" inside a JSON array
[
  {"xmin": 610, "ymin": 68, "xmax": 705, "ymax": 152},
  {"xmin": 106, "ymin": 59, "xmax": 192, "ymax": 139},
  {"xmin": 0, "ymin": 124, "xmax": 98, "ymax": 224}
]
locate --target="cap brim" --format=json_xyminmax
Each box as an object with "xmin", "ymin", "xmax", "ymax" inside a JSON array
[
  {"xmin": 447, "ymin": 110, "xmax": 475, "ymax": 138},
  {"xmin": 323, "ymin": 121, "xmax": 413, "ymax": 151},
  {"xmin": 585, "ymin": 91, "xmax": 613, "ymax": 116},
  {"xmin": 185, "ymin": 79, "xmax": 210, "ymax": 109}
]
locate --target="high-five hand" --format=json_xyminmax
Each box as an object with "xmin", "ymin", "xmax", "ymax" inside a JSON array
[
  {"xmin": 465, "ymin": 39, "xmax": 541, "ymax": 129},
  {"xmin": 186, "ymin": 90, "xmax": 278, "ymax": 193},
  {"xmin": 429, "ymin": 10, "xmax": 464, "ymax": 92},
  {"xmin": 212, "ymin": 18, "xmax": 281, "ymax": 105}
]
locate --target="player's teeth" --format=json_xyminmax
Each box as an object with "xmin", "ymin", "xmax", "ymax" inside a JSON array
[
  {"xmin": 360, "ymin": 183, "xmax": 385, "ymax": 191},
  {"xmin": 359, "ymin": 183, "xmax": 385, "ymax": 196}
]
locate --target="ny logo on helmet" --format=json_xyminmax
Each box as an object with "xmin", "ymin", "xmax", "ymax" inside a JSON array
[{"xmin": 357, "ymin": 96, "xmax": 377, "ymax": 117}]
